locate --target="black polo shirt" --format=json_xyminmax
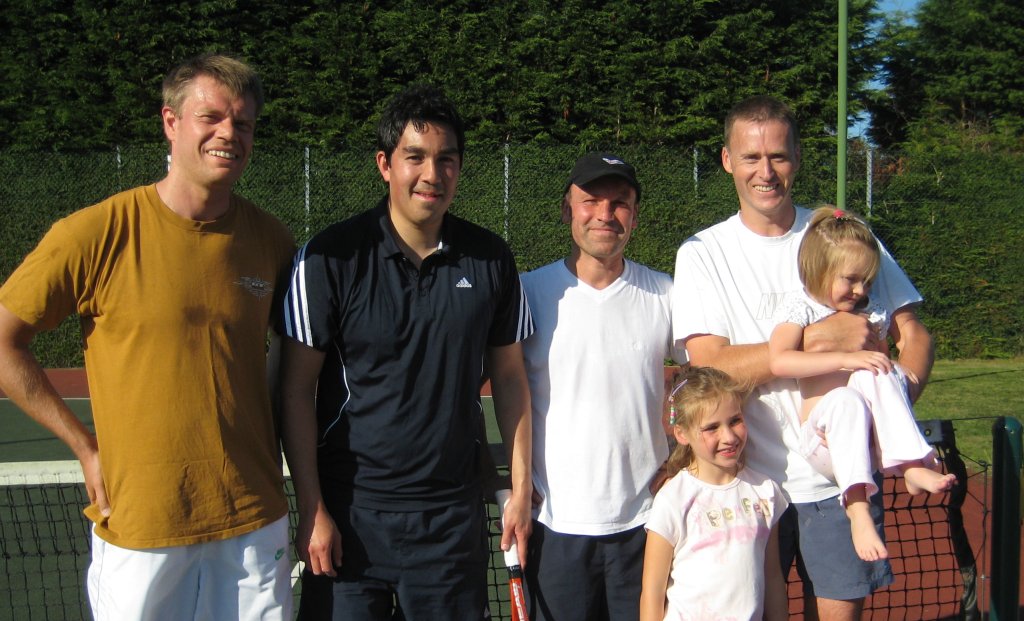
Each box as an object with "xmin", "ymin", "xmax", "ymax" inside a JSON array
[{"xmin": 282, "ymin": 198, "xmax": 533, "ymax": 511}]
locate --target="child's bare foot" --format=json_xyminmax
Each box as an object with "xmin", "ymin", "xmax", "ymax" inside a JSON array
[
  {"xmin": 903, "ymin": 466, "xmax": 958, "ymax": 496},
  {"xmin": 846, "ymin": 501, "xmax": 888, "ymax": 562}
]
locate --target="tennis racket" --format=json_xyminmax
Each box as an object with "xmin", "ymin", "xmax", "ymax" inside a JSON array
[{"xmin": 495, "ymin": 489, "xmax": 530, "ymax": 621}]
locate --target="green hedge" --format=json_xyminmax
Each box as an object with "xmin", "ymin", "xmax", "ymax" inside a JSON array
[
  {"xmin": 872, "ymin": 150, "xmax": 1024, "ymax": 358},
  {"xmin": 1, "ymin": 142, "xmax": 1020, "ymax": 365}
]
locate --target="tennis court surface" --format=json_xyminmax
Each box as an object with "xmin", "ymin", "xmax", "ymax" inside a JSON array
[{"xmin": 1, "ymin": 371, "xmax": 1016, "ymax": 620}]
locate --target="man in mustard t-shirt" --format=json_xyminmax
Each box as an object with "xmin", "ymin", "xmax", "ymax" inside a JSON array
[{"xmin": 0, "ymin": 54, "xmax": 295, "ymax": 620}]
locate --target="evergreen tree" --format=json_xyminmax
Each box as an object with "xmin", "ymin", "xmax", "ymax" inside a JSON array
[
  {"xmin": 869, "ymin": 0, "xmax": 1024, "ymax": 147},
  {"xmin": 0, "ymin": 0, "xmax": 879, "ymax": 149}
]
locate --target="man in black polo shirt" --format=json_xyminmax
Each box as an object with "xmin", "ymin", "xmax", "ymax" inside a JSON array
[{"xmin": 279, "ymin": 84, "xmax": 534, "ymax": 620}]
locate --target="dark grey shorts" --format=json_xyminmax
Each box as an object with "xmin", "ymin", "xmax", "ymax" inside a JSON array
[{"xmin": 779, "ymin": 486, "xmax": 894, "ymax": 601}]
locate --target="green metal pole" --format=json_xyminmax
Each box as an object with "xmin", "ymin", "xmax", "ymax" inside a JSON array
[
  {"xmin": 990, "ymin": 416, "xmax": 1022, "ymax": 620},
  {"xmin": 837, "ymin": 0, "xmax": 848, "ymax": 211}
]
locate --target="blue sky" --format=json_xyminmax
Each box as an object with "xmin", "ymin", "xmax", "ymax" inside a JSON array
[
  {"xmin": 879, "ymin": 0, "xmax": 920, "ymax": 16},
  {"xmin": 850, "ymin": 0, "xmax": 921, "ymax": 137}
]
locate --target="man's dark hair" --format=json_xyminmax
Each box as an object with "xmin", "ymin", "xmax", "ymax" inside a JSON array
[
  {"xmin": 377, "ymin": 84, "xmax": 465, "ymax": 164},
  {"xmin": 723, "ymin": 95, "xmax": 800, "ymax": 150}
]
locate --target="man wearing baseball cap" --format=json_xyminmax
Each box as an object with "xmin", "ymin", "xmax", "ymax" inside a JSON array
[{"xmin": 519, "ymin": 152, "xmax": 681, "ymax": 620}]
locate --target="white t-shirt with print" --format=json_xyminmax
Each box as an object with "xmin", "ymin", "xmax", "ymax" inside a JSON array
[{"xmin": 646, "ymin": 467, "xmax": 788, "ymax": 621}]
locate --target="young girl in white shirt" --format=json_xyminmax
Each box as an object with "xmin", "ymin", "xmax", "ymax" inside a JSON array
[
  {"xmin": 640, "ymin": 367, "xmax": 788, "ymax": 621},
  {"xmin": 768, "ymin": 206, "xmax": 956, "ymax": 562}
]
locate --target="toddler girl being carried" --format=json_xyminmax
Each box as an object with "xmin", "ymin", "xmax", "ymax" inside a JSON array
[{"xmin": 768, "ymin": 206, "xmax": 956, "ymax": 562}]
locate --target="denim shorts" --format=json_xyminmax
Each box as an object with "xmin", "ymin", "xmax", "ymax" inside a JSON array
[{"xmin": 778, "ymin": 487, "xmax": 894, "ymax": 601}]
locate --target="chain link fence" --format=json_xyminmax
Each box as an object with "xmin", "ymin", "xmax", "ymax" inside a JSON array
[{"xmin": 1, "ymin": 142, "xmax": 1021, "ymax": 364}]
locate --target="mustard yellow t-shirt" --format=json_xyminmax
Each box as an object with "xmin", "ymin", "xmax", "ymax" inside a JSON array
[{"xmin": 0, "ymin": 185, "xmax": 295, "ymax": 548}]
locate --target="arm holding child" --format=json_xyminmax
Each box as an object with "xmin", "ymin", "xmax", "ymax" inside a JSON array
[
  {"xmin": 889, "ymin": 307, "xmax": 933, "ymax": 403},
  {"xmin": 687, "ymin": 309, "xmax": 881, "ymax": 392},
  {"xmin": 768, "ymin": 320, "xmax": 893, "ymax": 379}
]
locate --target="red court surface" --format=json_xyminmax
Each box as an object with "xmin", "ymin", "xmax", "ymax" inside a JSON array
[{"xmin": 0, "ymin": 368, "xmax": 90, "ymax": 398}]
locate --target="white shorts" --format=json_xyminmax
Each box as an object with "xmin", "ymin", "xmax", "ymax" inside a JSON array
[{"xmin": 87, "ymin": 515, "xmax": 292, "ymax": 621}]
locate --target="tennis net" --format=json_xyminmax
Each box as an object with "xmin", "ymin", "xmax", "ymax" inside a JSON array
[
  {"xmin": 0, "ymin": 460, "xmax": 514, "ymax": 621},
  {"xmin": 0, "ymin": 461, "xmax": 91, "ymax": 621},
  {"xmin": 0, "ymin": 424, "xmax": 987, "ymax": 620}
]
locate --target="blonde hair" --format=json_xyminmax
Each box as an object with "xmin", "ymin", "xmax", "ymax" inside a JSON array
[
  {"xmin": 798, "ymin": 206, "xmax": 881, "ymax": 304},
  {"xmin": 665, "ymin": 367, "xmax": 749, "ymax": 477},
  {"xmin": 162, "ymin": 53, "xmax": 263, "ymax": 116}
]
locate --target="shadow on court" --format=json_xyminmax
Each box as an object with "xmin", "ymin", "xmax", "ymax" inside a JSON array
[{"xmin": 0, "ymin": 398, "xmax": 93, "ymax": 462}]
